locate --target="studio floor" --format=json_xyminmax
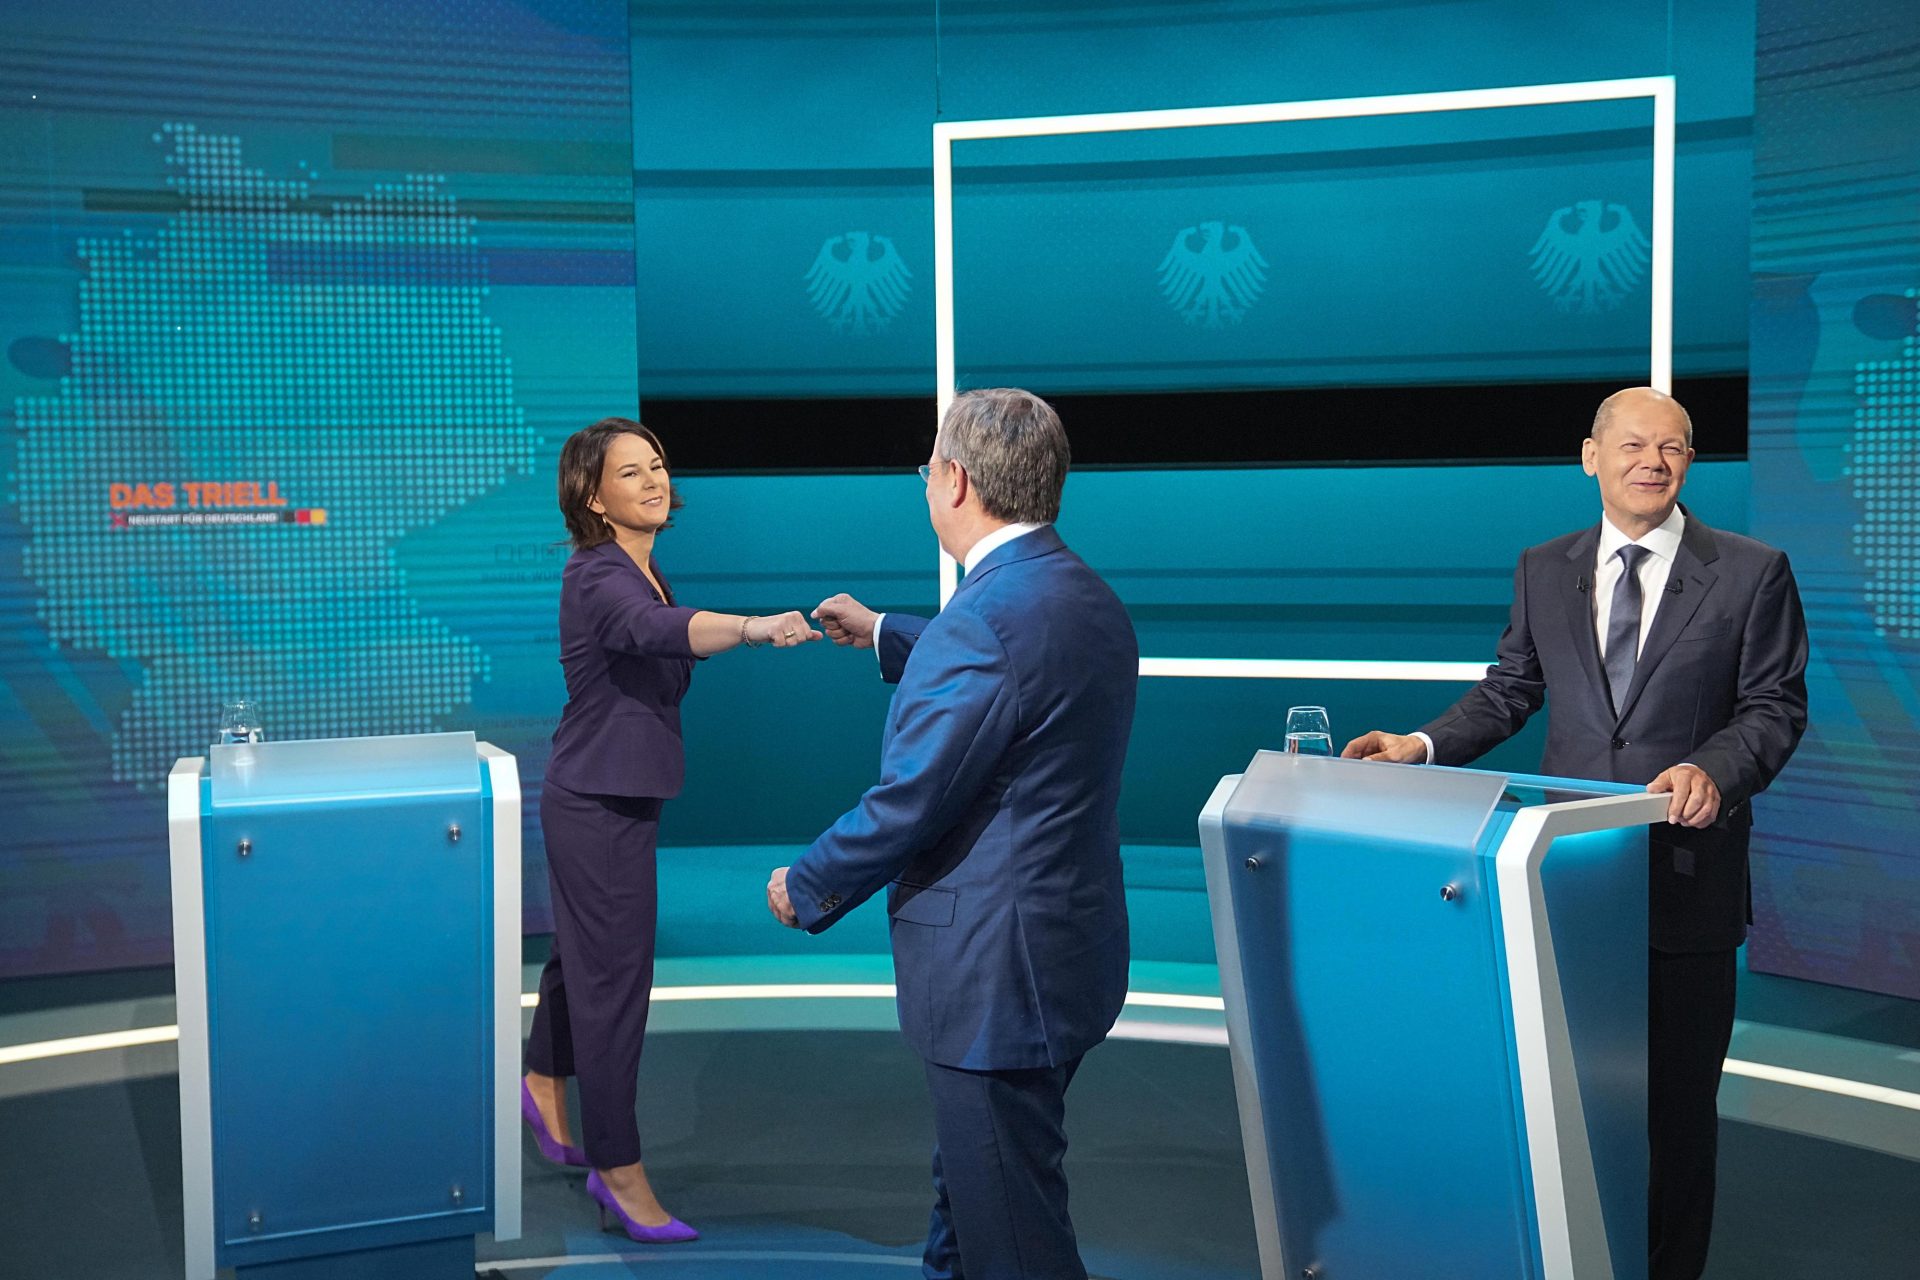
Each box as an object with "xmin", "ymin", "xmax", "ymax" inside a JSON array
[{"xmin": 3, "ymin": 952, "xmax": 1917, "ymax": 1280}]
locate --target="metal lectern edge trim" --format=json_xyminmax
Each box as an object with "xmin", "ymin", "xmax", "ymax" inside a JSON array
[
  {"xmin": 168, "ymin": 757, "xmax": 215, "ymax": 1280},
  {"xmin": 1497, "ymin": 792, "xmax": 1670, "ymax": 1280},
  {"xmin": 1198, "ymin": 773, "xmax": 1288, "ymax": 1280},
  {"xmin": 478, "ymin": 743, "xmax": 523, "ymax": 1244}
]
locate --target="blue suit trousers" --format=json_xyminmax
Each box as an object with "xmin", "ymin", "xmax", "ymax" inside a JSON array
[{"xmin": 921, "ymin": 1054, "xmax": 1087, "ymax": 1280}]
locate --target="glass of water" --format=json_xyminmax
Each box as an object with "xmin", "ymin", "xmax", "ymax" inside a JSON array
[
  {"xmin": 218, "ymin": 699, "xmax": 261, "ymax": 746},
  {"xmin": 1284, "ymin": 705, "xmax": 1333, "ymax": 756}
]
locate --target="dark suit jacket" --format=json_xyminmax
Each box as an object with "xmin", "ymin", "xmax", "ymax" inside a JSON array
[
  {"xmin": 785, "ymin": 527, "xmax": 1140, "ymax": 1070},
  {"xmin": 1420, "ymin": 510, "xmax": 1808, "ymax": 952},
  {"xmin": 544, "ymin": 540, "xmax": 700, "ymax": 799}
]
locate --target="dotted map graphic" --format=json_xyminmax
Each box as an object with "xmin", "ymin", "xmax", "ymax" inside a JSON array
[
  {"xmin": 1852, "ymin": 287, "xmax": 1920, "ymax": 641},
  {"xmin": 13, "ymin": 124, "xmax": 533, "ymax": 786}
]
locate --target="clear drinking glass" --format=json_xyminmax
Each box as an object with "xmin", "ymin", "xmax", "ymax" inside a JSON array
[
  {"xmin": 218, "ymin": 699, "xmax": 262, "ymax": 746},
  {"xmin": 1284, "ymin": 705, "xmax": 1333, "ymax": 756}
]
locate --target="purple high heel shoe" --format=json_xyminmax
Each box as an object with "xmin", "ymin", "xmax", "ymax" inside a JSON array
[
  {"xmin": 521, "ymin": 1080, "xmax": 587, "ymax": 1168},
  {"xmin": 585, "ymin": 1170, "xmax": 699, "ymax": 1244}
]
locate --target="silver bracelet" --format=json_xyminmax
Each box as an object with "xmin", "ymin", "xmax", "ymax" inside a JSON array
[{"xmin": 740, "ymin": 615, "xmax": 761, "ymax": 647}]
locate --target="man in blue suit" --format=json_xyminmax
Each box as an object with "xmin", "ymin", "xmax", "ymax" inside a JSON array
[{"xmin": 767, "ymin": 388, "xmax": 1139, "ymax": 1280}]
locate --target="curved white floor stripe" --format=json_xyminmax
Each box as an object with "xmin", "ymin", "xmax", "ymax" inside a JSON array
[
  {"xmin": 1111, "ymin": 1020, "xmax": 1229, "ymax": 1046},
  {"xmin": 1722, "ymin": 1058, "xmax": 1920, "ymax": 1112},
  {"xmin": 1121, "ymin": 991, "xmax": 1226, "ymax": 1011},
  {"xmin": 3, "ymin": 988, "xmax": 1916, "ymax": 1123},
  {"xmin": 0, "ymin": 1024, "xmax": 179, "ymax": 1066}
]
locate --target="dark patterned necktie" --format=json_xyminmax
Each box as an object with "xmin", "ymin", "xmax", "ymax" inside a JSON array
[{"xmin": 1604, "ymin": 544, "xmax": 1650, "ymax": 715}]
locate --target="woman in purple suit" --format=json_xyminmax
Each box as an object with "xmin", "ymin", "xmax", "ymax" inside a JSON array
[{"xmin": 520, "ymin": 418, "xmax": 818, "ymax": 1242}]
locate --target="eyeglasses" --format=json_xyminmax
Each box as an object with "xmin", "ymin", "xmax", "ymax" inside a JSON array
[{"xmin": 917, "ymin": 464, "xmax": 933, "ymax": 482}]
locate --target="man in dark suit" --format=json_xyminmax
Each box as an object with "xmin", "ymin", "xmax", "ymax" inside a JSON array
[
  {"xmin": 1344, "ymin": 386, "xmax": 1809, "ymax": 1280},
  {"xmin": 766, "ymin": 388, "xmax": 1139, "ymax": 1280}
]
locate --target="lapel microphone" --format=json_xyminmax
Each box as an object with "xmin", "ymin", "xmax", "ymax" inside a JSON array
[
  {"xmin": 1666, "ymin": 578, "xmax": 1684, "ymax": 594},
  {"xmin": 1576, "ymin": 576, "xmax": 1590, "ymax": 594}
]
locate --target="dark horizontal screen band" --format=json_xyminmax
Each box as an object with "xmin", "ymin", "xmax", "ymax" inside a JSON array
[{"xmin": 644, "ymin": 376, "xmax": 1749, "ymax": 472}]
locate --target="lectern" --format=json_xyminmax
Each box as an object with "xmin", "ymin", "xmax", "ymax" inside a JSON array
[
  {"xmin": 167, "ymin": 732, "xmax": 521, "ymax": 1279},
  {"xmin": 1200, "ymin": 751, "xmax": 1670, "ymax": 1280}
]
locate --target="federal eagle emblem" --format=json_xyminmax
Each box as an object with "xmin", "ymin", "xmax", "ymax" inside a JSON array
[
  {"xmin": 1528, "ymin": 199, "xmax": 1650, "ymax": 314},
  {"xmin": 1157, "ymin": 221, "xmax": 1268, "ymax": 327},
  {"xmin": 804, "ymin": 231, "xmax": 912, "ymax": 334}
]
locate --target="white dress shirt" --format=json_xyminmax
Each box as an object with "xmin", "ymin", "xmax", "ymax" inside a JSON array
[
  {"xmin": 873, "ymin": 522, "xmax": 1045, "ymax": 658},
  {"xmin": 1412, "ymin": 506, "xmax": 1687, "ymax": 764}
]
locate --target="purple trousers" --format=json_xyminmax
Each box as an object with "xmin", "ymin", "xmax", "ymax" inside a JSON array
[{"xmin": 524, "ymin": 779, "xmax": 663, "ymax": 1169}]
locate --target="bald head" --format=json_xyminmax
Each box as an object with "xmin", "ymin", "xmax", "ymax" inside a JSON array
[{"xmin": 1591, "ymin": 386, "xmax": 1693, "ymax": 447}]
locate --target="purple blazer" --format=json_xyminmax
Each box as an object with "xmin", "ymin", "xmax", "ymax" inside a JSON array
[{"xmin": 544, "ymin": 540, "xmax": 701, "ymax": 799}]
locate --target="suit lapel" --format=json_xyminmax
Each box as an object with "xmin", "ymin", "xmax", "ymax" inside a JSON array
[
  {"xmin": 1614, "ymin": 512, "xmax": 1719, "ymax": 725},
  {"xmin": 596, "ymin": 539, "xmax": 658, "ymax": 594},
  {"xmin": 1557, "ymin": 526, "xmax": 1611, "ymax": 712},
  {"xmin": 648, "ymin": 556, "xmax": 675, "ymax": 606}
]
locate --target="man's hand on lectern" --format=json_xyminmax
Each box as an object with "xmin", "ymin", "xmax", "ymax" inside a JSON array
[
  {"xmin": 1647, "ymin": 763, "xmax": 1721, "ymax": 828},
  {"xmin": 813, "ymin": 593, "xmax": 878, "ymax": 649},
  {"xmin": 766, "ymin": 866, "xmax": 799, "ymax": 928},
  {"xmin": 1341, "ymin": 730, "xmax": 1428, "ymax": 763}
]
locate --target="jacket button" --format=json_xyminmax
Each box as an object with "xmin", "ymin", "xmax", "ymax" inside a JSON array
[
  {"xmin": 821, "ymin": 893, "xmax": 842, "ymax": 911},
  {"xmin": 1611, "ymin": 737, "xmax": 1628, "ymax": 750}
]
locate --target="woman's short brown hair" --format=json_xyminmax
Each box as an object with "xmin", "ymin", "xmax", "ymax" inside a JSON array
[{"xmin": 557, "ymin": 417, "xmax": 684, "ymax": 549}]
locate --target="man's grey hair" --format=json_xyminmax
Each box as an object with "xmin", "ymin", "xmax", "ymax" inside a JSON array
[
  {"xmin": 1591, "ymin": 386, "xmax": 1694, "ymax": 447},
  {"xmin": 937, "ymin": 388, "xmax": 1070, "ymax": 525}
]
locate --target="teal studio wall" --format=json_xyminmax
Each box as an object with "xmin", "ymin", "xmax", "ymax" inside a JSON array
[
  {"xmin": 0, "ymin": 0, "xmax": 643, "ymax": 977},
  {"xmin": 632, "ymin": 0, "xmax": 1755, "ymax": 396},
  {"xmin": 0, "ymin": 0, "xmax": 1759, "ymax": 978},
  {"xmin": 627, "ymin": 0, "xmax": 1758, "ymax": 966},
  {"xmin": 1744, "ymin": 0, "xmax": 1920, "ymax": 1000}
]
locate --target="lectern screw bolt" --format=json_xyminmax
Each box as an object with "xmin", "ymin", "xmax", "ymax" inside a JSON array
[
  {"xmin": 1303, "ymin": 1268, "xmax": 1320, "ymax": 1279},
  {"xmin": 447, "ymin": 823, "xmax": 462, "ymax": 844},
  {"xmin": 451, "ymin": 1184, "xmax": 464, "ymax": 1206},
  {"xmin": 1440, "ymin": 883, "xmax": 1460, "ymax": 902},
  {"xmin": 237, "ymin": 839, "xmax": 252, "ymax": 859},
  {"xmin": 1244, "ymin": 856, "xmax": 1261, "ymax": 871},
  {"xmin": 248, "ymin": 1210, "xmax": 262, "ymax": 1233}
]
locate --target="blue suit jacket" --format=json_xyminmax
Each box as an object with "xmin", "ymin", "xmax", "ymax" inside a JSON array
[
  {"xmin": 544, "ymin": 540, "xmax": 700, "ymax": 799},
  {"xmin": 785, "ymin": 526, "xmax": 1140, "ymax": 1070},
  {"xmin": 1419, "ymin": 510, "xmax": 1809, "ymax": 951}
]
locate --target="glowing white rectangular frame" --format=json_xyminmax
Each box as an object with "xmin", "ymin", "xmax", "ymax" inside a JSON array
[{"xmin": 932, "ymin": 76, "xmax": 1675, "ymax": 683}]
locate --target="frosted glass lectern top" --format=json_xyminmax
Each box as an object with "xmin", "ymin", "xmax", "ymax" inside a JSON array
[
  {"xmin": 1222, "ymin": 751, "xmax": 1509, "ymax": 850},
  {"xmin": 208, "ymin": 731, "xmax": 480, "ymax": 807}
]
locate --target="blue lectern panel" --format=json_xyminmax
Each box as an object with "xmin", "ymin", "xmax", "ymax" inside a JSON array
[
  {"xmin": 1536, "ymin": 825, "xmax": 1650, "ymax": 1274},
  {"xmin": 1479, "ymin": 766, "xmax": 1649, "ymax": 1271},
  {"xmin": 204, "ymin": 789, "xmax": 489, "ymax": 1255},
  {"xmin": 1219, "ymin": 756, "xmax": 1537, "ymax": 1278},
  {"xmin": 1475, "ymin": 787, "xmax": 1650, "ymax": 1274}
]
